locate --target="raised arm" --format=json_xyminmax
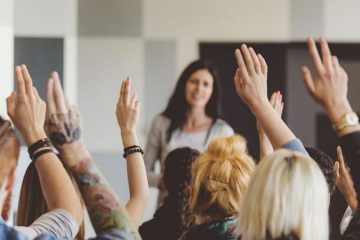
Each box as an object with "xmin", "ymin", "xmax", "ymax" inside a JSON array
[
  {"xmin": 257, "ymin": 91, "xmax": 284, "ymax": 159},
  {"xmin": 115, "ymin": 77, "xmax": 149, "ymax": 227},
  {"xmin": 44, "ymin": 72, "xmax": 141, "ymax": 238},
  {"xmin": 234, "ymin": 45, "xmax": 305, "ymax": 152},
  {"xmin": 6, "ymin": 66, "xmax": 83, "ymax": 226},
  {"xmin": 301, "ymin": 37, "xmax": 360, "ymax": 238},
  {"xmin": 334, "ymin": 146, "xmax": 357, "ymax": 212}
]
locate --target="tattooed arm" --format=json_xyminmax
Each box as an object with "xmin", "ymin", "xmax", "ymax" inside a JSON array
[{"xmin": 44, "ymin": 73, "xmax": 144, "ymax": 237}]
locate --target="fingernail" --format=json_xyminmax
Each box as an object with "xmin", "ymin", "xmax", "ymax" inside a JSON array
[{"xmin": 15, "ymin": 66, "xmax": 20, "ymax": 70}]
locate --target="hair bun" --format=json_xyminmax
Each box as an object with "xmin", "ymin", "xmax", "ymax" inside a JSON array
[{"xmin": 206, "ymin": 135, "xmax": 247, "ymax": 159}]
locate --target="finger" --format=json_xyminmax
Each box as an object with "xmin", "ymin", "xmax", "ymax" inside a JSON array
[
  {"xmin": 307, "ymin": 37, "xmax": 324, "ymax": 76},
  {"xmin": 124, "ymin": 77, "xmax": 131, "ymax": 105},
  {"xmin": 52, "ymin": 72, "xmax": 67, "ymax": 113},
  {"xmin": 302, "ymin": 66, "xmax": 315, "ymax": 94},
  {"xmin": 241, "ymin": 44, "xmax": 255, "ymax": 74},
  {"xmin": 21, "ymin": 65, "xmax": 34, "ymax": 97},
  {"xmin": 32, "ymin": 87, "xmax": 41, "ymax": 101},
  {"xmin": 249, "ymin": 47, "xmax": 261, "ymax": 74},
  {"xmin": 270, "ymin": 92, "xmax": 277, "ymax": 106},
  {"xmin": 6, "ymin": 92, "xmax": 16, "ymax": 117},
  {"xmin": 257, "ymin": 54, "xmax": 268, "ymax": 75},
  {"xmin": 134, "ymin": 99, "xmax": 140, "ymax": 113},
  {"xmin": 332, "ymin": 56, "xmax": 341, "ymax": 74},
  {"xmin": 320, "ymin": 38, "xmax": 333, "ymax": 73},
  {"xmin": 337, "ymin": 146, "xmax": 345, "ymax": 168},
  {"xmin": 46, "ymin": 78, "xmax": 57, "ymax": 118},
  {"xmin": 119, "ymin": 79, "xmax": 125, "ymax": 105},
  {"xmin": 234, "ymin": 68, "xmax": 242, "ymax": 92},
  {"xmin": 235, "ymin": 49, "xmax": 249, "ymax": 80},
  {"xmin": 15, "ymin": 66, "xmax": 26, "ymax": 97},
  {"xmin": 130, "ymin": 93, "xmax": 138, "ymax": 107},
  {"xmin": 333, "ymin": 161, "xmax": 340, "ymax": 178}
]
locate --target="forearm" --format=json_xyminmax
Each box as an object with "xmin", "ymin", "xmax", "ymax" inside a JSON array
[
  {"xmin": 257, "ymin": 125, "xmax": 274, "ymax": 160},
  {"xmin": 122, "ymin": 131, "xmax": 149, "ymax": 227},
  {"xmin": 339, "ymin": 131, "xmax": 360, "ymax": 204},
  {"xmin": 35, "ymin": 152, "xmax": 83, "ymax": 225},
  {"xmin": 70, "ymin": 155, "xmax": 140, "ymax": 238},
  {"xmin": 252, "ymin": 101, "xmax": 296, "ymax": 149}
]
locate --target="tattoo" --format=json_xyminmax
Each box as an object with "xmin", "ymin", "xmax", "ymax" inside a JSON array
[
  {"xmin": 45, "ymin": 108, "xmax": 81, "ymax": 147},
  {"xmin": 71, "ymin": 158, "xmax": 140, "ymax": 239}
]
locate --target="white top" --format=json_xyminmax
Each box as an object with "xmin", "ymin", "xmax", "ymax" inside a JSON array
[
  {"xmin": 144, "ymin": 115, "xmax": 234, "ymax": 187},
  {"xmin": 15, "ymin": 209, "xmax": 78, "ymax": 239},
  {"xmin": 340, "ymin": 206, "xmax": 353, "ymax": 235}
]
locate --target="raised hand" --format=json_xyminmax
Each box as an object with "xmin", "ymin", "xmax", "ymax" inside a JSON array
[
  {"xmin": 44, "ymin": 72, "xmax": 86, "ymax": 166},
  {"xmin": 234, "ymin": 44, "xmax": 268, "ymax": 112},
  {"xmin": 257, "ymin": 91, "xmax": 284, "ymax": 159},
  {"xmin": 270, "ymin": 91, "xmax": 284, "ymax": 117},
  {"xmin": 234, "ymin": 45, "xmax": 298, "ymax": 150},
  {"xmin": 116, "ymin": 77, "xmax": 140, "ymax": 146},
  {"xmin": 334, "ymin": 146, "xmax": 358, "ymax": 212},
  {"xmin": 6, "ymin": 65, "xmax": 47, "ymax": 146},
  {"xmin": 302, "ymin": 38, "xmax": 356, "ymax": 125}
]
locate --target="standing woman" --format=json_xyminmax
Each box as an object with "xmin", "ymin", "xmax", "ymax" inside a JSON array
[{"xmin": 145, "ymin": 59, "xmax": 234, "ymax": 204}]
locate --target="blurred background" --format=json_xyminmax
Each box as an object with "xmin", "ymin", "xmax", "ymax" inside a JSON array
[{"xmin": 1, "ymin": 0, "xmax": 360, "ymax": 239}]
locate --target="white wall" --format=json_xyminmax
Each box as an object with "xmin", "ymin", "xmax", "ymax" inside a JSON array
[
  {"xmin": 0, "ymin": 0, "xmax": 14, "ymax": 116},
  {"xmin": 14, "ymin": 0, "xmax": 78, "ymax": 103}
]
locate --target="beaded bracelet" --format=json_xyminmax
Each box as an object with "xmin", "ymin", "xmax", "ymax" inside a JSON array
[{"xmin": 123, "ymin": 145, "xmax": 144, "ymax": 158}]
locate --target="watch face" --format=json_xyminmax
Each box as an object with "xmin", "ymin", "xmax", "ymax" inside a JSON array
[{"xmin": 345, "ymin": 113, "xmax": 359, "ymax": 124}]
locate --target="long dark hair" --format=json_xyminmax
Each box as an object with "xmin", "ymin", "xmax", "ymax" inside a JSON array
[
  {"xmin": 162, "ymin": 59, "xmax": 222, "ymax": 141},
  {"xmin": 163, "ymin": 147, "xmax": 200, "ymax": 239}
]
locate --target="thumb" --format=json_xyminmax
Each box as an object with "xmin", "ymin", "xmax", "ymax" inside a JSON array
[
  {"xmin": 333, "ymin": 161, "xmax": 340, "ymax": 179},
  {"xmin": 302, "ymin": 66, "xmax": 315, "ymax": 95},
  {"xmin": 6, "ymin": 91, "xmax": 16, "ymax": 118}
]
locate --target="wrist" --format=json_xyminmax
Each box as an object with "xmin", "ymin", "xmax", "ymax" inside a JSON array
[
  {"xmin": 324, "ymin": 100, "xmax": 352, "ymax": 123},
  {"xmin": 121, "ymin": 130, "xmax": 139, "ymax": 147},
  {"xmin": 24, "ymin": 131, "xmax": 48, "ymax": 147},
  {"xmin": 60, "ymin": 141, "xmax": 91, "ymax": 167},
  {"xmin": 251, "ymin": 100, "xmax": 271, "ymax": 115}
]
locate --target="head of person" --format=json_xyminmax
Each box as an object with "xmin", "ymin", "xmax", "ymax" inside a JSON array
[
  {"xmin": 17, "ymin": 162, "xmax": 85, "ymax": 239},
  {"xmin": 0, "ymin": 116, "xmax": 20, "ymax": 221},
  {"xmin": 161, "ymin": 147, "xmax": 200, "ymax": 236},
  {"xmin": 163, "ymin": 59, "xmax": 221, "ymax": 140},
  {"xmin": 239, "ymin": 149, "xmax": 329, "ymax": 240},
  {"xmin": 189, "ymin": 135, "xmax": 255, "ymax": 221},
  {"xmin": 305, "ymin": 146, "xmax": 336, "ymax": 195}
]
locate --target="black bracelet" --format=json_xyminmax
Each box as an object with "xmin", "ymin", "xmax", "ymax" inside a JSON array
[
  {"xmin": 31, "ymin": 148, "xmax": 54, "ymax": 161},
  {"xmin": 28, "ymin": 138, "xmax": 54, "ymax": 161},
  {"xmin": 123, "ymin": 145, "xmax": 144, "ymax": 158}
]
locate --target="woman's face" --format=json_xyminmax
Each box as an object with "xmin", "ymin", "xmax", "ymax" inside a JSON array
[{"xmin": 185, "ymin": 69, "xmax": 214, "ymax": 109}]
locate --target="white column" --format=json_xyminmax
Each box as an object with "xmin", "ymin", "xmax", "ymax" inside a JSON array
[{"xmin": 0, "ymin": 0, "xmax": 14, "ymax": 116}]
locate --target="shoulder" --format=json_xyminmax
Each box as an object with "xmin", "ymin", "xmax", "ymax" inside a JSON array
[
  {"xmin": 212, "ymin": 119, "xmax": 234, "ymax": 136},
  {"xmin": 152, "ymin": 114, "xmax": 171, "ymax": 128}
]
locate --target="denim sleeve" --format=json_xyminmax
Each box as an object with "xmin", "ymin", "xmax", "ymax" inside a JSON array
[{"xmin": 281, "ymin": 139, "xmax": 308, "ymax": 155}]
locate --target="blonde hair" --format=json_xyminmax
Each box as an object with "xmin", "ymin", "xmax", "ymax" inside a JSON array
[
  {"xmin": 190, "ymin": 135, "xmax": 255, "ymax": 220},
  {"xmin": 239, "ymin": 149, "xmax": 329, "ymax": 240}
]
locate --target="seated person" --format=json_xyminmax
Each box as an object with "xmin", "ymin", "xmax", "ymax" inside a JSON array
[
  {"xmin": 1, "ymin": 65, "xmax": 83, "ymax": 239},
  {"xmin": 42, "ymin": 74, "xmax": 149, "ymax": 239},
  {"xmin": 139, "ymin": 147, "xmax": 199, "ymax": 240},
  {"xmin": 182, "ymin": 135, "xmax": 255, "ymax": 240}
]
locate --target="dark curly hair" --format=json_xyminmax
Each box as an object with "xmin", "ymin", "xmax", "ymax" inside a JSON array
[
  {"xmin": 305, "ymin": 147, "xmax": 336, "ymax": 194},
  {"xmin": 163, "ymin": 147, "xmax": 200, "ymax": 238}
]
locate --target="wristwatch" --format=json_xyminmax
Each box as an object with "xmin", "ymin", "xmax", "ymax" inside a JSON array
[{"xmin": 332, "ymin": 112, "xmax": 359, "ymax": 131}]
